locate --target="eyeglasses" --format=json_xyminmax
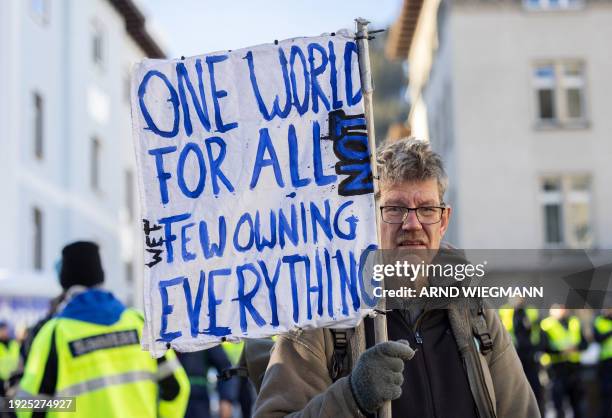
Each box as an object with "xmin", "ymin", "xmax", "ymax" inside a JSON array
[{"xmin": 380, "ymin": 205, "xmax": 446, "ymax": 225}]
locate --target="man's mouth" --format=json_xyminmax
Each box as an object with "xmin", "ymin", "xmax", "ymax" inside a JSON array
[{"xmin": 397, "ymin": 240, "xmax": 427, "ymax": 248}]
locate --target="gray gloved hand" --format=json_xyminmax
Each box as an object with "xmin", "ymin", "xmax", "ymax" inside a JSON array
[{"xmin": 349, "ymin": 339, "xmax": 415, "ymax": 414}]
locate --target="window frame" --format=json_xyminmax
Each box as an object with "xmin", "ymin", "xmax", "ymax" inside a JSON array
[
  {"xmin": 33, "ymin": 91, "xmax": 44, "ymax": 160},
  {"xmin": 30, "ymin": 0, "xmax": 50, "ymax": 25},
  {"xmin": 91, "ymin": 20, "xmax": 106, "ymax": 69},
  {"xmin": 91, "ymin": 136, "xmax": 101, "ymax": 192},
  {"xmin": 125, "ymin": 169, "xmax": 135, "ymax": 221},
  {"xmin": 532, "ymin": 60, "xmax": 588, "ymax": 129},
  {"xmin": 540, "ymin": 174, "xmax": 593, "ymax": 249},
  {"xmin": 33, "ymin": 207, "xmax": 43, "ymax": 270}
]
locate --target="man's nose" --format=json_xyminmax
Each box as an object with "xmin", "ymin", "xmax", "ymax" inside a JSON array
[{"xmin": 402, "ymin": 210, "xmax": 423, "ymax": 231}]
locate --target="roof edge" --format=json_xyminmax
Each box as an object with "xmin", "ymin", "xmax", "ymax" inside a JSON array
[
  {"xmin": 385, "ymin": 0, "xmax": 425, "ymax": 60},
  {"xmin": 107, "ymin": 0, "xmax": 165, "ymax": 59}
]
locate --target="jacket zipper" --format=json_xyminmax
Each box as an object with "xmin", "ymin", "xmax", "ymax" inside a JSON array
[
  {"xmin": 414, "ymin": 313, "xmax": 436, "ymax": 418},
  {"xmin": 399, "ymin": 310, "xmax": 436, "ymax": 418}
]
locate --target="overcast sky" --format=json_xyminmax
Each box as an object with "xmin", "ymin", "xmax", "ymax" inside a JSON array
[{"xmin": 142, "ymin": 0, "xmax": 403, "ymax": 58}]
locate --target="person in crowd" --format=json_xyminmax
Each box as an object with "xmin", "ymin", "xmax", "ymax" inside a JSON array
[
  {"xmin": 16, "ymin": 241, "xmax": 190, "ymax": 418},
  {"xmin": 0, "ymin": 322, "xmax": 19, "ymax": 398},
  {"xmin": 541, "ymin": 305, "xmax": 588, "ymax": 418},
  {"xmin": 499, "ymin": 301, "xmax": 545, "ymax": 416},
  {"xmin": 593, "ymin": 308, "xmax": 611, "ymax": 418},
  {"xmin": 6, "ymin": 292, "xmax": 66, "ymax": 401},
  {"xmin": 177, "ymin": 345, "xmax": 236, "ymax": 418},
  {"xmin": 223, "ymin": 341, "xmax": 256, "ymax": 418}
]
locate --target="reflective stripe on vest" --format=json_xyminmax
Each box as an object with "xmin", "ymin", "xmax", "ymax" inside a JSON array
[
  {"xmin": 541, "ymin": 316, "xmax": 581, "ymax": 364},
  {"xmin": 56, "ymin": 370, "xmax": 156, "ymax": 397},
  {"xmin": 594, "ymin": 316, "xmax": 612, "ymax": 361}
]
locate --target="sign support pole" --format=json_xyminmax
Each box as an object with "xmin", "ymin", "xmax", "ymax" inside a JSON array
[{"xmin": 356, "ymin": 17, "xmax": 391, "ymax": 418}]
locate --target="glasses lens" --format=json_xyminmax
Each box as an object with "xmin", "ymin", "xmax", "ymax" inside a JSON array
[
  {"xmin": 382, "ymin": 207, "xmax": 405, "ymax": 223},
  {"xmin": 416, "ymin": 207, "xmax": 442, "ymax": 224}
]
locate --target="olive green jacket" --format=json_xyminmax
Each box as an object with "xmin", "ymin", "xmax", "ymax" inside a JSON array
[{"xmin": 253, "ymin": 308, "xmax": 540, "ymax": 418}]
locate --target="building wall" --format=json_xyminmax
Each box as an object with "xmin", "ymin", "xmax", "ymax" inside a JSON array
[
  {"xmin": 0, "ymin": 0, "xmax": 23, "ymax": 272},
  {"xmin": 405, "ymin": 0, "xmax": 461, "ymax": 244},
  {"xmin": 421, "ymin": 0, "xmax": 459, "ymax": 245},
  {"xmin": 450, "ymin": 2, "xmax": 612, "ymax": 249},
  {"xmin": 0, "ymin": 0, "xmax": 148, "ymax": 306}
]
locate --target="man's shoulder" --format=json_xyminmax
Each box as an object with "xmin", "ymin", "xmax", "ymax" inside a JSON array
[{"xmin": 278, "ymin": 327, "xmax": 330, "ymax": 359}]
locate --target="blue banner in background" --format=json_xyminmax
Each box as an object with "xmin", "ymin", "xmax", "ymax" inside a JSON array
[{"xmin": 0, "ymin": 296, "xmax": 50, "ymax": 335}]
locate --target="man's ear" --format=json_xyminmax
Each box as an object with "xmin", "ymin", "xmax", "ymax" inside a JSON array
[{"xmin": 440, "ymin": 205, "xmax": 452, "ymax": 237}]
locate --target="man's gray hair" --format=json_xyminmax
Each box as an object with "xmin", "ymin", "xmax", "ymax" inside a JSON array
[{"xmin": 376, "ymin": 137, "xmax": 448, "ymax": 202}]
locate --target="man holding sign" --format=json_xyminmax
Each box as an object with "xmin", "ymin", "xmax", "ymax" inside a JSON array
[
  {"xmin": 253, "ymin": 139, "xmax": 539, "ymax": 418},
  {"xmin": 131, "ymin": 29, "xmax": 538, "ymax": 417}
]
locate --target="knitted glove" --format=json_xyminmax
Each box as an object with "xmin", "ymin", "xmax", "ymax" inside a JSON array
[{"xmin": 349, "ymin": 340, "xmax": 415, "ymax": 414}]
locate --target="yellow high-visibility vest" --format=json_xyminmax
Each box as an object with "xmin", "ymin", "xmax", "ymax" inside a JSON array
[
  {"xmin": 594, "ymin": 315, "xmax": 612, "ymax": 361},
  {"xmin": 18, "ymin": 308, "xmax": 189, "ymax": 418},
  {"xmin": 498, "ymin": 308, "xmax": 540, "ymax": 346},
  {"xmin": 0, "ymin": 339, "xmax": 20, "ymax": 381},
  {"xmin": 222, "ymin": 341, "xmax": 244, "ymax": 366},
  {"xmin": 540, "ymin": 316, "xmax": 582, "ymax": 364},
  {"xmin": 498, "ymin": 308, "xmax": 515, "ymax": 343}
]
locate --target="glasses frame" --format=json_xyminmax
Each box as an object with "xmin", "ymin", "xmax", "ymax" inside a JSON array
[{"xmin": 380, "ymin": 205, "xmax": 446, "ymax": 225}]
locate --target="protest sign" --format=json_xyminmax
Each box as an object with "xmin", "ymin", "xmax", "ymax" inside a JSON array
[{"xmin": 131, "ymin": 31, "xmax": 378, "ymax": 356}]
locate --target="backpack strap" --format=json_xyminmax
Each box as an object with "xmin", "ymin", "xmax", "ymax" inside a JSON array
[
  {"xmin": 471, "ymin": 304, "xmax": 493, "ymax": 355},
  {"xmin": 330, "ymin": 329, "xmax": 350, "ymax": 382}
]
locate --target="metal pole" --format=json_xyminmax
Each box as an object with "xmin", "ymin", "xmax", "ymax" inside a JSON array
[{"xmin": 356, "ymin": 17, "xmax": 391, "ymax": 418}]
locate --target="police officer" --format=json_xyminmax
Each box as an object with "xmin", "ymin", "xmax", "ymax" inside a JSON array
[
  {"xmin": 0, "ymin": 321, "xmax": 19, "ymax": 399},
  {"xmin": 515, "ymin": 306, "xmax": 544, "ymax": 416},
  {"xmin": 176, "ymin": 345, "xmax": 235, "ymax": 418},
  {"xmin": 499, "ymin": 304, "xmax": 544, "ymax": 416},
  {"xmin": 16, "ymin": 241, "xmax": 190, "ymax": 418},
  {"xmin": 223, "ymin": 341, "xmax": 256, "ymax": 418},
  {"xmin": 593, "ymin": 308, "xmax": 612, "ymax": 418},
  {"xmin": 541, "ymin": 306, "xmax": 587, "ymax": 418}
]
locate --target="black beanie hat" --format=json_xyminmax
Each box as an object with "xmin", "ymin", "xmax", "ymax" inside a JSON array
[{"xmin": 59, "ymin": 241, "xmax": 105, "ymax": 289}]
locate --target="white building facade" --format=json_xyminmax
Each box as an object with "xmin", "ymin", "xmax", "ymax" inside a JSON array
[
  {"xmin": 387, "ymin": 0, "xmax": 612, "ymax": 249},
  {"xmin": 0, "ymin": 0, "xmax": 163, "ymax": 327}
]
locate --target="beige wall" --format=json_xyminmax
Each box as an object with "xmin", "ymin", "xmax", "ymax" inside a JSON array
[{"xmin": 419, "ymin": 2, "xmax": 612, "ymax": 248}]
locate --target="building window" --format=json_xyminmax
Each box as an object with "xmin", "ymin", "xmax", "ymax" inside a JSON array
[
  {"xmin": 31, "ymin": 0, "xmax": 50, "ymax": 24},
  {"xmin": 524, "ymin": 0, "xmax": 583, "ymax": 10},
  {"xmin": 92, "ymin": 23, "xmax": 104, "ymax": 67},
  {"xmin": 125, "ymin": 261, "xmax": 134, "ymax": 286},
  {"xmin": 33, "ymin": 207, "xmax": 43, "ymax": 270},
  {"xmin": 540, "ymin": 175, "xmax": 592, "ymax": 248},
  {"xmin": 33, "ymin": 92, "xmax": 44, "ymax": 159},
  {"xmin": 91, "ymin": 137, "xmax": 101, "ymax": 191},
  {"xmin": 125, "ymin": 169, "xmax": 134, "ymax": 221},
  {"xmin": 124, "ymin": 70, "xmax": 131, "ymax": 104},
  {"xmin": 533, "ymin": 61, "xmax": 586, "ymax": 126},
  {"xmin": 125, "ymin": 261, "xmax": 135, "ymax": 306}
]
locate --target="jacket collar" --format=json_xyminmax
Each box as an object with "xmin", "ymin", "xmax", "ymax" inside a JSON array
[{"xmin": 56, "ymin": 288, "xmax": 125, "ymax": 326}]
